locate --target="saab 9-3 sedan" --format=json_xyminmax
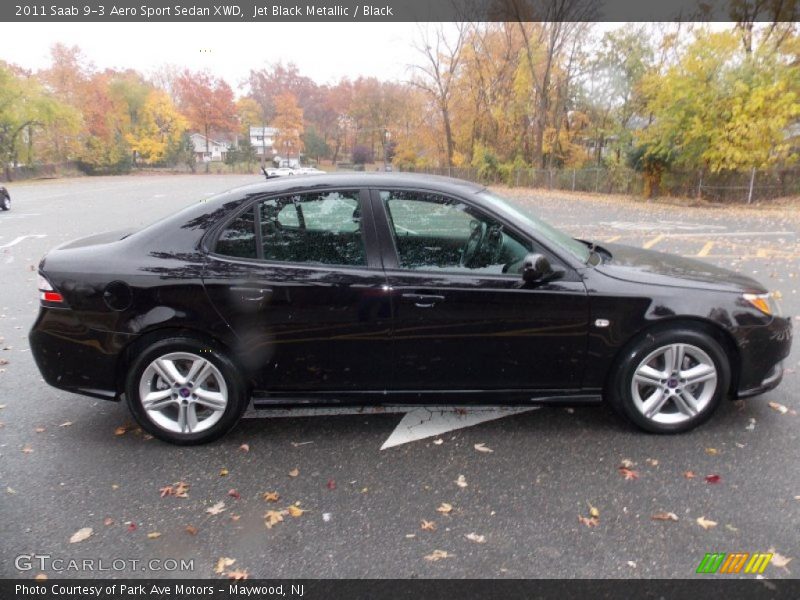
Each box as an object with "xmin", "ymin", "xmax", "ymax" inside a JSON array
[{"xmin": 29, "ymin": 174, "xmax": 792, "ymax": 444}]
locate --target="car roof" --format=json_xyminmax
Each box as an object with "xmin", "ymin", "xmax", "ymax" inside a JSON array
[{"xmin": 217, "ymin": 172, "xmax": 486, "ymax": 203}]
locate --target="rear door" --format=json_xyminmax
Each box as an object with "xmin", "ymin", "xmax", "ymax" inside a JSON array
[
  {"xmin": 203, "ymin": 189, "xmax": 392, "ymax": 393},
  {"xmin": 371, "ymin": 188, "xmax": 589, "ymax": 393}
]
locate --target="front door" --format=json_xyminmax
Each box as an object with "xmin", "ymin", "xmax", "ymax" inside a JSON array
[
  {"xmin": 372, "ymin": 189, "xmax": 589, "ymax": 393},
  {"xmin": 203, "ymin": 189, "xmax": 392, "ymax": 393}
]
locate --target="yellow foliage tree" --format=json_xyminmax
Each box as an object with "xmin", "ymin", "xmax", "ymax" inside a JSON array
[{"xmin": 126, "ymin": 90, "xmax": 187, "ymax": 164}]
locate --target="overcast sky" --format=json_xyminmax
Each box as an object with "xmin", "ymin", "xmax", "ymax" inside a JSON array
[{"xmin": 0, "ymin": 22, "xmax": 464, "ymax": 91}]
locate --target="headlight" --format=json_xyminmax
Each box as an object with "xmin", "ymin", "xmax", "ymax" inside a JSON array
[{"xmin": 743, "ymin": 292, "xmax": 779, "ymax": 316}]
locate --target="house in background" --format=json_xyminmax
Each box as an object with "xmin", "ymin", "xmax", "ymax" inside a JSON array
[
  {"xmin": 250, "ymin": 126, "xmax": 278, "ymax": 158},
  {"xmin": 189, "ymin": 133, "xmax": 230, "ymax": 162}
]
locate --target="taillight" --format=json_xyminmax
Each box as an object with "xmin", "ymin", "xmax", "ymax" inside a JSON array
[{"xmin": 38, "ymin": 274, "xmax": 65, "ymax": 305}]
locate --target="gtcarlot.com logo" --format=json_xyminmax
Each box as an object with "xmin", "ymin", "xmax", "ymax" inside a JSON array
[{"xmin": 696, "ymin": 552, "xmax": 773, "ymax": 574}]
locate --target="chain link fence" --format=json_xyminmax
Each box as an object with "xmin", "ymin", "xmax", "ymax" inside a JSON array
[{"xmin": 403, "ymin": 166, "xmax": 800, "ymax": 203}]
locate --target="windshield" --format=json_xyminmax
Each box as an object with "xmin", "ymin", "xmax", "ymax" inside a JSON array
[{"xmin": 478, "ymin": 191, "xmax": 592, "ymax": 263}]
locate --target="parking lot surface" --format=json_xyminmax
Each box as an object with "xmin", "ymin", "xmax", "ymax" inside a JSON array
[{"xmin": 0, "ymin": 175, "xmax": 797, "ymax": 579}]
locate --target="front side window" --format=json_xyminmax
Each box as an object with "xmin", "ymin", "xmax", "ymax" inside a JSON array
[
  {"xmin": 215, "ymin": 191, "xmax": 366, "ymax": 267},
  {"xmin": 381, "ymin": 190, "xmax": 531, "ymax": 275}
]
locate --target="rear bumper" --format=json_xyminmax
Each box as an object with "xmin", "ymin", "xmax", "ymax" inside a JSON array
[{"xmin": 29, "ymin": 309, "xmax": 136, "ymax": 401}]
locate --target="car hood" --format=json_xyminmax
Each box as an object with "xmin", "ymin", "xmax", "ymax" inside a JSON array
[{"xmin": 595, "ymin": 243, "xmax": 767, "ymax": 294}]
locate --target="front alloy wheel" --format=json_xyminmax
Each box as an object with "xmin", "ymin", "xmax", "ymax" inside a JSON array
[
  {"xmin": 631, "ymin": 343, "xmax": 717, "ymax": 425},
  {"xmin": 608, "ymin": 328, "xmax": 730, "ymax": 433},
  {"xmin": 126, "ymin": 337, "xmax": 247, "ymax": 444}
]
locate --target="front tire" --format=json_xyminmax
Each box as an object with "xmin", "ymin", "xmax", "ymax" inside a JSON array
[
  {"xmin": 125, "ymin": 336, "xmax": 247, "ymax": 444},
  {"xmin": 607, "ymin": 328, "xmax": 730, "ymax": 433},
  {"xmin": 0, "ymin": 196, "xmax": 9, "ymax": 211}
]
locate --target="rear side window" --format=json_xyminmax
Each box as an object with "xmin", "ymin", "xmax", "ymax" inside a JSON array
[{"xmin": 214, "ymin": 207, "xmax": 256, "ymax": 259}]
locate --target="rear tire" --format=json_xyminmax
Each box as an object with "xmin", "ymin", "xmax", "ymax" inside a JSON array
[
  {"xmin": 125, "ymin": 336, "xmax": 247, "ymax": 444},
  {"xmin": 607, "ymin": 327, "xmax": 730, "ymax": 433},
  {"xmin": 0, "ymin": 196, "xmax": 9, "ymax": 211}
]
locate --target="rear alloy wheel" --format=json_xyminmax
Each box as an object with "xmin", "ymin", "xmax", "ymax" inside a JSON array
[
  {"xmin": 609, "ymin": 328, "xmax": 730, "ymax": 433},
  {"xmin": 126, "ymin": 337, "xmax": 247, "ymax": 444}
]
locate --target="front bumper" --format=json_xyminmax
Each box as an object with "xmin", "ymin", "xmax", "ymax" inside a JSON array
[
  {"xmin": 735, "ymin": 315, "xmax": 792, "ymax": 399},
  {"xmin": 29, "ymin": 309, "xmax": 136, "ymax": 401}
]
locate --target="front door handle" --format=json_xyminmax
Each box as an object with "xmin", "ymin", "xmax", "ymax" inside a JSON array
[
  {"xmin": 231, "ymin": 286, "xmax": 272, "ymax": 302},
  {"xmin": 402, "ymin": 293, "xmax": 445, "ymax": 308}
]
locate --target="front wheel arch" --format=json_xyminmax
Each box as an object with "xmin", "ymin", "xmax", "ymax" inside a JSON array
[{"xmin": 604, "ymin": 317, "xmax": 740, "ymax": 400}]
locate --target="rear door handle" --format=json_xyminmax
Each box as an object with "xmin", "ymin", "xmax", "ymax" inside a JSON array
[
  {"xmin": 402, "ymin": 293, "xmax": 445, "ymax": 308},
  {"xmin": 231, "ymin": 286, "xmax": 272, "ymax": 302}
]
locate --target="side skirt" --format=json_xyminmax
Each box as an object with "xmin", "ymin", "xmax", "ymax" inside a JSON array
[{"xmin": 251, "ymin": 389, "xmax": 603, "ymax": 410}]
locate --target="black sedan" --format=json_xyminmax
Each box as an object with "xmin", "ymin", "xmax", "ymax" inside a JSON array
[{"xmin": 29, "ymin": 174, "xmax": 792, "ymax": 444}]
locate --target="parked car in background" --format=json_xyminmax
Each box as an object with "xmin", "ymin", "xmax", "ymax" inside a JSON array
[
  {"xmin": 0, "ymin": 186, "xmax": 10, "ymax": 211},
  {"xmin": 28, "ymin": 174, "xmax": 792, "ymax": 444}
]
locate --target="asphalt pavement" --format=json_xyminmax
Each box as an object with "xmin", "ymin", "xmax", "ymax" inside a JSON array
[{"xmin": 0, "ymin": 174, "xmax": 797, "ymax": 579}]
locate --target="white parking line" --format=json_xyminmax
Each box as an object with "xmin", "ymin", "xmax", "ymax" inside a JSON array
[{"xmin": 0, "ymin": 234, "xmax": 46, "ymax": 249}]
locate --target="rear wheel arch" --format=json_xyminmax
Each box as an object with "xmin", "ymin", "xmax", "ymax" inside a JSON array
[{"xmin": 116, "ymin": 327, "xmax": 248, "ymax": 397}]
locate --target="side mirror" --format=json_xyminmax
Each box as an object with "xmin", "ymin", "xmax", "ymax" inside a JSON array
[{"xmin": 522, "ymin": 253, "xmax": 556, "ymax": 284}]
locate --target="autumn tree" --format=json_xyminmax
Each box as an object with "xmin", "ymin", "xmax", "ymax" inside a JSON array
[
  {"xmin": 272, "ymin": 92, "xmax": 304, "ymax": 165},
  {"xmin": 126, "ymin": 90, "xmax": 187, "ymax": 165},
  {"xmin": 411, "ymin": 23, "xmax": 467, "ymax": 167},
  {"xmin": 174, "ymin": 69, "xmax": 237, "ymax": 170}
]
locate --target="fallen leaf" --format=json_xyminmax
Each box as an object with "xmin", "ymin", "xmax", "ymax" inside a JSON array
[
  {"xmin": 620, "ymin": 458, "xmax": 635, "ymax": 468},
  {"xmin": 618, "ymin": 466, "xmax": 639, "ymax": 480},
  {"xmin": 651, "ymin": 512, "xmax": 679, "ymax": 522},
  {"xmin": 433, "ymin": 438, "xmax": 444, "ymax": 445},
  {"xmin": 6, "ymin": 487, "xmax": 16, "ymax": 494},
  {"xmin": 474, "ymin": 443, "xmax": 493, "ymax": 453},
  {"xmin": 421, "ymin": 520, "xmax": 437, "ymax": 531},
  {"xmin": 147, "ymin": 532, "xmax": 161, "ymax": 539},
  {"xmin": 465, "ymin": 532, "xmax": 486, "ymax": 543},
  {"xmin": 696, "ymin": 516, "xmax": 718, "ymax": 530},
  {"xmin": 627, "ymin": 560, "xmax": 637, "ymax": 568},
  {"xmin": 769, "ymin": 549, "xmax": 792, "ymax": 570},
  {"xmin": 35, "ymin": 426, "xmax": 45, "ymax": 433},
  {"xmin": 103, "ymin": 517, "xmax": 114, "ymax": 526},
  {"xmin": 725, "ymin": 524, "xmax": 739, "ymax": 532},
  {"xmin": 705, "ymin": 447, "xmax": 719, "ymax": 456},
  {"xmin": 705, "ymin": 474, "xmax": 722, "ymax": 484},
  {"xmin": 206, "ymin": 501, "xmax": 226, "ymax": 515},
  {"xmin": 227, "ymin": 569, "xmax": 249, "ymax": 580},
  {"xmin": 160, "ymin": 485, "xmax": 174, "ymax": 498},
  {"xmin": 185, "ymin": 525, "xmax": 198, "ymax": 535},
  {"xmin": 424, "ymin": 550, "xmax": 451, "ymax": 561},
  {"xmin": 455, "ymin": 475, "xmax": 468, "ymax": 488},
  {"xmin": 578, "ymin": 515, "xmax": 599, "ymax": 527},
  {"xmin": 227, "ymin": 489, "xmax": 240, "ymax": 500},
  {"xmin": 22, "ymin": 445, "xmax": 33, "ymax": 454},
  {"xmin": 174, "ymin": 481, "xmax": 189, "ymax": 498},
  {"xmin": 768, "ymin": 401, "xmax": 789, "ymax": 415},
  {"xmin": 219, "ymin": 468, "xmax": 229, "ymax": 476},
  {"xmin": 264, "ymin": 510, "xmax": 284, "ymax": 528},
  {"xmin": 326, "ymin": 479, "xmax": 336, "ymax": 490},
  {"xmin": 230, "ymin": 514, "xmax": 241, "ymax": 522},
  {"xmin": 34, "ymin": 574, "xmax": 47, "ymax": 580},
  {"xmin": 287, "ymin": 505, "xmax": 305, "ymax": 518},
  {"xmin": 263, "ymin": 491, "xmax": 280, "ymax": 502},
  {"xmin": 288, "ymin": 468, "xmax": 299, "ymax": 477},
  {"xmin": 126, "ymin": 522, "xmax": 137, "ymax": 532},
  {"xmin": 214, "ymin": 557, "xmax": 235, "ymax": 575},
  {"xmin": 646, "ymin": 458, "xmax": 659, "ymax": 466},
  {"xmin": 0, "ymin": 358, "xmax": 8, "ymax": 366},
  {"xmin": 114, "ymin": 425, "xmax": 128, "ymax": 436},
  {"xmin": 239, "ymin": 443, "xmax": 250, "ymax": 453},
  {"xmin": 290, "ymin": 441, "xmax": 313, "ymax": 447},
  {"xmin": 69, "ymin": 527, "xmax": 93, "ymax": 543},
  {"xmin": 684, "ymin": 470, "xmax": 696, "ymax": 479},
  {"xmin": 588, "ymin": 503, "xmax": 600, "ymax": 519},
  {"xmin": 436, "ymin": 503, "xmax": 453, "ymax": 514},
  {"xmin": 322, "ymin": 513, "xmax": 332, "ymax": 522}
]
